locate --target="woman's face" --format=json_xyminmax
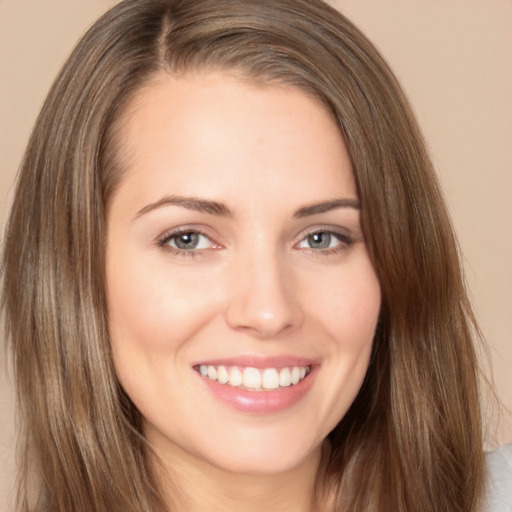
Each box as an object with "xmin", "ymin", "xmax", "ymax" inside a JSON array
[{"xmin": 106, "ymin": 72, "xmax": 381, "ymax": 476}]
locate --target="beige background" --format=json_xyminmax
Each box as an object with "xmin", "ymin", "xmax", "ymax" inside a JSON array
[{"xmin": 1, "ymin": 1, "xmax": 511, "ymax": 508}]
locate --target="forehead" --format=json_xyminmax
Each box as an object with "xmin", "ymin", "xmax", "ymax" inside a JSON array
[{"xmin": 112, "ymin": 71, "xmax": 356, "ymax": 210}]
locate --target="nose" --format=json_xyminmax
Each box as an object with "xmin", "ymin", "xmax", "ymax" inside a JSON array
[{"xmin": 225, "ymin": 249, "xmax": 304, "ymax": 339}]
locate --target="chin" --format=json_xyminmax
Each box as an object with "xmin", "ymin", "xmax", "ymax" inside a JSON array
[{"xmin": 201, "ymin": 439, "xmax": 322, "ymax": 476}]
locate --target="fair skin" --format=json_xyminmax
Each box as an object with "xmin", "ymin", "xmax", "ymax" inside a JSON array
[{"xmin": 106, "ymin": 72, "xmax": 381, "ymax": 511}]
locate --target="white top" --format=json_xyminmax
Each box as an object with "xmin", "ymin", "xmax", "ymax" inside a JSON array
[{"xmin": 484, "ymin": 443, "xmax": 512, "ymax": 512}]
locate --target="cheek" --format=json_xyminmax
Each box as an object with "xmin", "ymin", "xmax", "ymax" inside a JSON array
[
  {"xmin": 106, "ymin": 254, "xmax": 219, "ymax": 353},
  {"xmin": 305, "ymin": 258, "xmax": 381, "ymax": 422},
  {"xmin": 105, "ymin": 256, "xmax": 221, "ymax": 417},
  {"xmin": 308, "ymin": 259, "xmax": 381, "ymax": 348}
]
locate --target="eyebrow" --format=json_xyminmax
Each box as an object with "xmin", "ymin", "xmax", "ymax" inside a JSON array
[
  {"xmin": 135, "ymin": 195, "xmax": 360, "ymax": 219},
  {"xmin": 136, "ymin": 195, "xmax": 233, "ymax": 218},
  {"xmin": 293, "ymin": 198, "xmax": 361, "ymax": 218}
]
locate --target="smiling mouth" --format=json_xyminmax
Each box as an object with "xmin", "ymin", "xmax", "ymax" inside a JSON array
[{"xmin": 194, "ymin": 364, "xmax": 311, "ymax": 391}]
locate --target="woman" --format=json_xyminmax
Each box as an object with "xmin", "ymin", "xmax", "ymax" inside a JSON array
[{"xmin": 0, "ymin": 0, "xmax": 493, "ymax": 510}]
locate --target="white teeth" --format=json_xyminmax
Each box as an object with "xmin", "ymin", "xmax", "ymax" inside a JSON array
[
  {"xmin": 229, "ymin": 367, "xmax": 243, "ymax": 387},
  {"xmin": 279, "ymin": 367, "xmax": 291, "ymax": 387},
  {"xmin": 262, "ymin": 368, "xmax": 279, "ymax": 389},
  {"xmin": 243, "ymin": 367, "xmax": 262, "ymax": 389},
  {"xmin": 207, "ymin": 365, "xmax": 217, "ymax": 380},
  {"xmin": 197, "ymin": 364, "xmax": 310, "ymax": 390},
  {"xmin": 217, "ymin": 365, "xmax": 229, "ymax": 384}
]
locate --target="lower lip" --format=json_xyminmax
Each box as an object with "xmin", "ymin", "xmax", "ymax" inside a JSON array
[{"xmin": 197, "ymin": 366, "xmax": 318, "ymax": 414}]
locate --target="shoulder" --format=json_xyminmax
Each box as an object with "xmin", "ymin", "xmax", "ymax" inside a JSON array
[{"xmin": 483, "ymin": 443, "xmax": 512, "ymax": 512}]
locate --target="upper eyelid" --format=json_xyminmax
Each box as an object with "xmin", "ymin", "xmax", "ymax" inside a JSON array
[
  {"xmin": 294, "ymin": 224, "xmax": 353, "ymax": 241},
  {"xmin": 157, "ymin": 225, "xmax": 216, "ymax": 241}
]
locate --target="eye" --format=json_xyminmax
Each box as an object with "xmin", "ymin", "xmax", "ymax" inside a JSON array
[
  {"xmin": 296, "ymin": 230, "xmax": 351, "ymax": 251},
  {"xmin": 158, "ymin": 229, "xmax": 216, "ymax": 252}
]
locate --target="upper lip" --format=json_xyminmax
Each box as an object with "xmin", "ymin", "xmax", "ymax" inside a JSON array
[{"xmin": 192, "ymin": 355, "xmax": 319, "ymax": 369}]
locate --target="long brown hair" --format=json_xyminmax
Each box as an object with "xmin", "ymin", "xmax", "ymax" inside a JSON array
[{"xmin": 1, "ymin": 1, "xmax": 485, "ymax": 510}]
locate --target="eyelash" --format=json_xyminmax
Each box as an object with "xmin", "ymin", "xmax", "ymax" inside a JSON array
[
  {"xmin": 156, "ymin": 227, "xmax": 354, "ymax": 257},
  {"xmin": 295, "ymin": 228, "xmax": 354, "ymax": 255},
  {"xmin": 157, "ymin": 227, "xmax": 216, "ymax": 258}
]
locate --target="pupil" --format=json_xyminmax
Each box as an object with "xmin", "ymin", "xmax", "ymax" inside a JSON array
[
  {"xmin": 309, "ymin": 232, "xmax": 330, "ymax": 249},
  {"xmin": 175, "ymin": 232, "xmax": 199, "ymax": 249}
]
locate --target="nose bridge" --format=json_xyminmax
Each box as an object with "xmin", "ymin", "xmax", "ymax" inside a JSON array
[{"xmin": 225, "ymin": 239, "xmax": 303, "ymax": 338}]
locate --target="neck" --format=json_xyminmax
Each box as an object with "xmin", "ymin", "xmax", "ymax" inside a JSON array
[{"xmin": 152, "ymin": 442, "xmax": 325, "ymax": 512}]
